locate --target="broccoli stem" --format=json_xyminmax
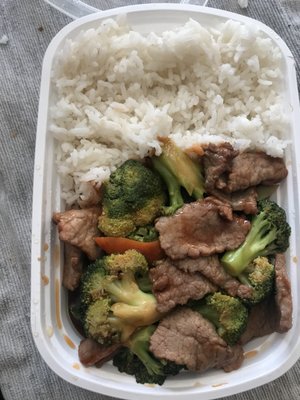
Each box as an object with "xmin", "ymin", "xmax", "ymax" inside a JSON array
[
  {"xmin": 221, "ymin": 212, "xmax": 277, "ymax": 276},
  {"xmin": 128, "ymin": 326, "xmax": 163, "ymax": 376},
  {"xmin": 152, "ymin": 157, "xmax": 184, "ymax": 215},
  {"xmin": 193, "ymin": 186, "xmax": 205, "ymax": 200},
  {"xmin": 158, "ymin": 138, "xmax": 205, "ymax": 199},
  {"xmin": 106, "ymin": 273, "xmax": 162, "ymax": 326},
  {"xmin": 111, "ymin": 299, "xmax": 160, "ymax": 326},
  {"xmin": 104, "ymin": 273, "xmax": 154, "ymax": 305}
]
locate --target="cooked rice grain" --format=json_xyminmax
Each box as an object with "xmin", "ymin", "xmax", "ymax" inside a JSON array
[{"xmin": 51, "ymin": 18, "xmax": 288, "ymax": 204}]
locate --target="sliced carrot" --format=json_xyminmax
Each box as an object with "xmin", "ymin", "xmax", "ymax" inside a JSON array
[{"xmin": 94, "ymin": 237, "xmax": 164, "ymax": 263}]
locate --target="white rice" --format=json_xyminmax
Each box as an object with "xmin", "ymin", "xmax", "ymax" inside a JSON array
[{"xmin": 50, "ymin": 17, "xmax": 289, "ymax": 204}]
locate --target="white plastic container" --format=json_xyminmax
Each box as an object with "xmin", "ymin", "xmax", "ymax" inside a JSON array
[{"xmin": 31, "ymin": 4, "xmax": 300, "ymax": 400}]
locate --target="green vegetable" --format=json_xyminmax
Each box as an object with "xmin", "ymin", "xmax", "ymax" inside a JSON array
[
  {"xmin": 80, "ymin": 250, "xmax": 161, "ymax": 345},
  {"xmin": 238, "ymin": 256, "xmax": 275, "ymax": 306},
  {"xmin": 127, "ymin": 225, "xmax": 159, "ymax": 242},
  {"xmin": 113, "ymin": 326, "xmax": 183, "ymax": 385},
  {"xmin": 98, "ymin": 160, "xmax": 166, "ymax": 237},
  {"xmin": 221, "ymin": 199, "xmax": 291, "ymax": 276},
  {"xmin": 84, "ymin": 298, "xmax": 133, "ymax": 344},
  {"xmin": 152, "ymin": 138, "xmax": 205, "ymax": 215},
  {"xmin": 152, "ymin": 157, "xmax": 184, "ymax": 215},
  {"xmin": 191, "ymin": 292, "xmax": 248, "ymax": 346}
]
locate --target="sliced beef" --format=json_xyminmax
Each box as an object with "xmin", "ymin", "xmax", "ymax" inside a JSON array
[
  {"xmin": 239, "ymin": 297, "xmax": 277, "ymax": 345},
  {"xmin": 53, "ymin": 207, "xmax": 102, "ymax": 260},
  {"xmin": 155, "ymin": 198, "xmax": 250, "ymax": 260},
  {"xmin": 78, "ymin": 338, "xmax": 121, "ymax": 367},
  {"xmin": 274, "ymin": 253, "xmax": 292, "ymax": 333},
  {"xmin": 150, "ymin": 259, "xmax": 217, "ymax": 313},
  {"xmin": 225, "ymin": 152, "xmax": 288, "ymax": 192},
  {"xmin": 208, "ymin": 188, "xmax": 258, "ymax": 215},
  {"xmin": 150, "ymin": 307, "xmax": 244, "ymax": 373},
  {"xmin": 174, "ymin": 256, "xmax": 252, "ymax": 299},
  {"xmin": 62, "ymin": 243, "xmax": 84, "ymax": 291},
  {"xmin": 203, "ymin": 142, "xmax": 238, "ymax": 191}
]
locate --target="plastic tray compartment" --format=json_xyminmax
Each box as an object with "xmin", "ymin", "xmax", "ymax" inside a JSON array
[{"xmin": 31, "ymin": 4, "xmax": 300, "ymax": 400}]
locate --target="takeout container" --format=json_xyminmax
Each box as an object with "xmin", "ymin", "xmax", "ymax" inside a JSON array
[{"xmin": 31, "ymin": 4, "xmax": 300, "ymax": 399}]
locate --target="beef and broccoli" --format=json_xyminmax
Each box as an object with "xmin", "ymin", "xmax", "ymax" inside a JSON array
[{"xmin": 53, "ymin": 140, "xmax": 292, "ymax": 385}]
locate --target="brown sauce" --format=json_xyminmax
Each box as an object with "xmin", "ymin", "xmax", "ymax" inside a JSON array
[
  {"xmin": 43, "ymin": 243, "xmax": 49, "ymax": 252},
  {"xmin": 53, "ymin": 244, "xmax": 60, "ymax": 268},
  {"xmin": 41, "ymin": 274, "xmax": 49, "ymax": 286},
  {"xmin": 244, "ymin": 350, "xmax": 258, "ymax": 359},
  {"xmin": 55, "ymin": 279, "xmax": 62, "ymax": 330},
  {"xmin": 64, "ymin": 334, "xmax": 76, "ymax": 349}
]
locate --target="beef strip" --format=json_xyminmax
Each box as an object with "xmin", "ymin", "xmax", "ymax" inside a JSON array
[
  {"xmin": 62, "ymin": 243, "xmax": 84, "ymax": 291},
  {"xmin": 238, "ymin": 297, "xmax": 278, "ymax": 345},
  {"xmin": 150, "ymin": 307, "xmax": 244, "ymax": 373},
  {"xmin": 203, "ymin": 142, "xmax": 238, "ymax": 191},
  {"xmin": 225, "ymin": 152, "xmax": 288, "ymax": 192},
  {"xmin": 78, "ymin": 338, "xmax": 121, "ymax": 367},
  {"xmin": 274, "ymin": 253, "xmax": 292, "ymax": 333},
  {"xmin": 208, "ymin": 187, "xmax": 258, "ymax": 215},
  {"xmin": 53, "ymin": 207, "xmax": 102, "ymax": 260},
  {"xmin": 155, "ymin": 198, "xmax": 250, "ymax": 260},
  {"xmin": 150, "ymin": 259, "xmax": 217, "ymax": 313},
  {"xmin": 239, "ymin": 253, "xmax": 292, "ymax": 344},
  {"xmin": 174, "ymin": 256, "xmax": 252, "ymax": 299}
]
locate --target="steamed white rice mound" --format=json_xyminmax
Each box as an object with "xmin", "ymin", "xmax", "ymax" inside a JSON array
[{"xmin": 51, "ymin": 18, "xmax": 288, "ymax": 204}]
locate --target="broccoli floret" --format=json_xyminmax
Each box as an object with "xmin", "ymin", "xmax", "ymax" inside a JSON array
[
  {"xmin": 221, "ymin": 199, "xmax": 291, "ymax": 276},
  {"xmin": 238, "ymin": 256, "xmax": 275, "ymax": 306},
  {"xmin": 80, "ymin": 258, "xmax": 107, "ymax": 307},
  {"xmin": 152, "ymin": 138, "xmax": 205, "ymax": 215},
  {"xmin": 80, "ymin": 250, "xmax": 162, "ymax": 345},
  {"xmin": 98, "ymin": 216, "xmax": 135, "ymax": 238},
  {"xmin": 191, "ymin": 292, "xmax": 248, "ymax": 346},
  {"xmin": 103, "ymin": 249, "xmax": 148, "ymax": 275},
  {"xmin": 98, "ymin": 160, "xmax": 166, "ymax": 237},
  {"xmin": 113, "ymin": 326, "xmax": 183, "ymax": 385},
  {"xmin": 84, "ymin": 298, "xmax": 135, "ymax": 344}
]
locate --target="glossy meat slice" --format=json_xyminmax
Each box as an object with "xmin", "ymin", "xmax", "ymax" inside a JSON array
[
  {"xmin": 78, "ymin": 338, "xmax": 121, "ymax": 367},
  {"xmin": 174, "ymin": 256, "xmax": 252, "ymax": 299},
  {"xmin": 149, "ymin": 259, "xmax": 217, "ymax": 313},
  {"xmin": 203, "ymin": 142, "xmax": 238, "ymax": 191},
  {"xmin": 150, "ymin": 307, "xmax": 244, "ymax": 373},
  {"xmin": 155, "ymin": 198, "xmax": 251, "ymax": 260},
  {"xmin": 208, "ymin": 187, "xmax": 258, "ymax": 215},
  {"xmin": 274, "ymin": 253, "xmax": 292, "ymax": 333},
  {"xmin": 225, "ymin": 152, "xmax": 288, "ymax": 192},
  {"xmin": 53, "ymin": 207, "xmax": 102, "ymax": 260},
  {"xmin": 238, "ymin": 297, "xmax": 277, "ymax": 345},
  {"xmin": 62, "ymin": 243, "xmax": 84, "ymax": 291}
]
